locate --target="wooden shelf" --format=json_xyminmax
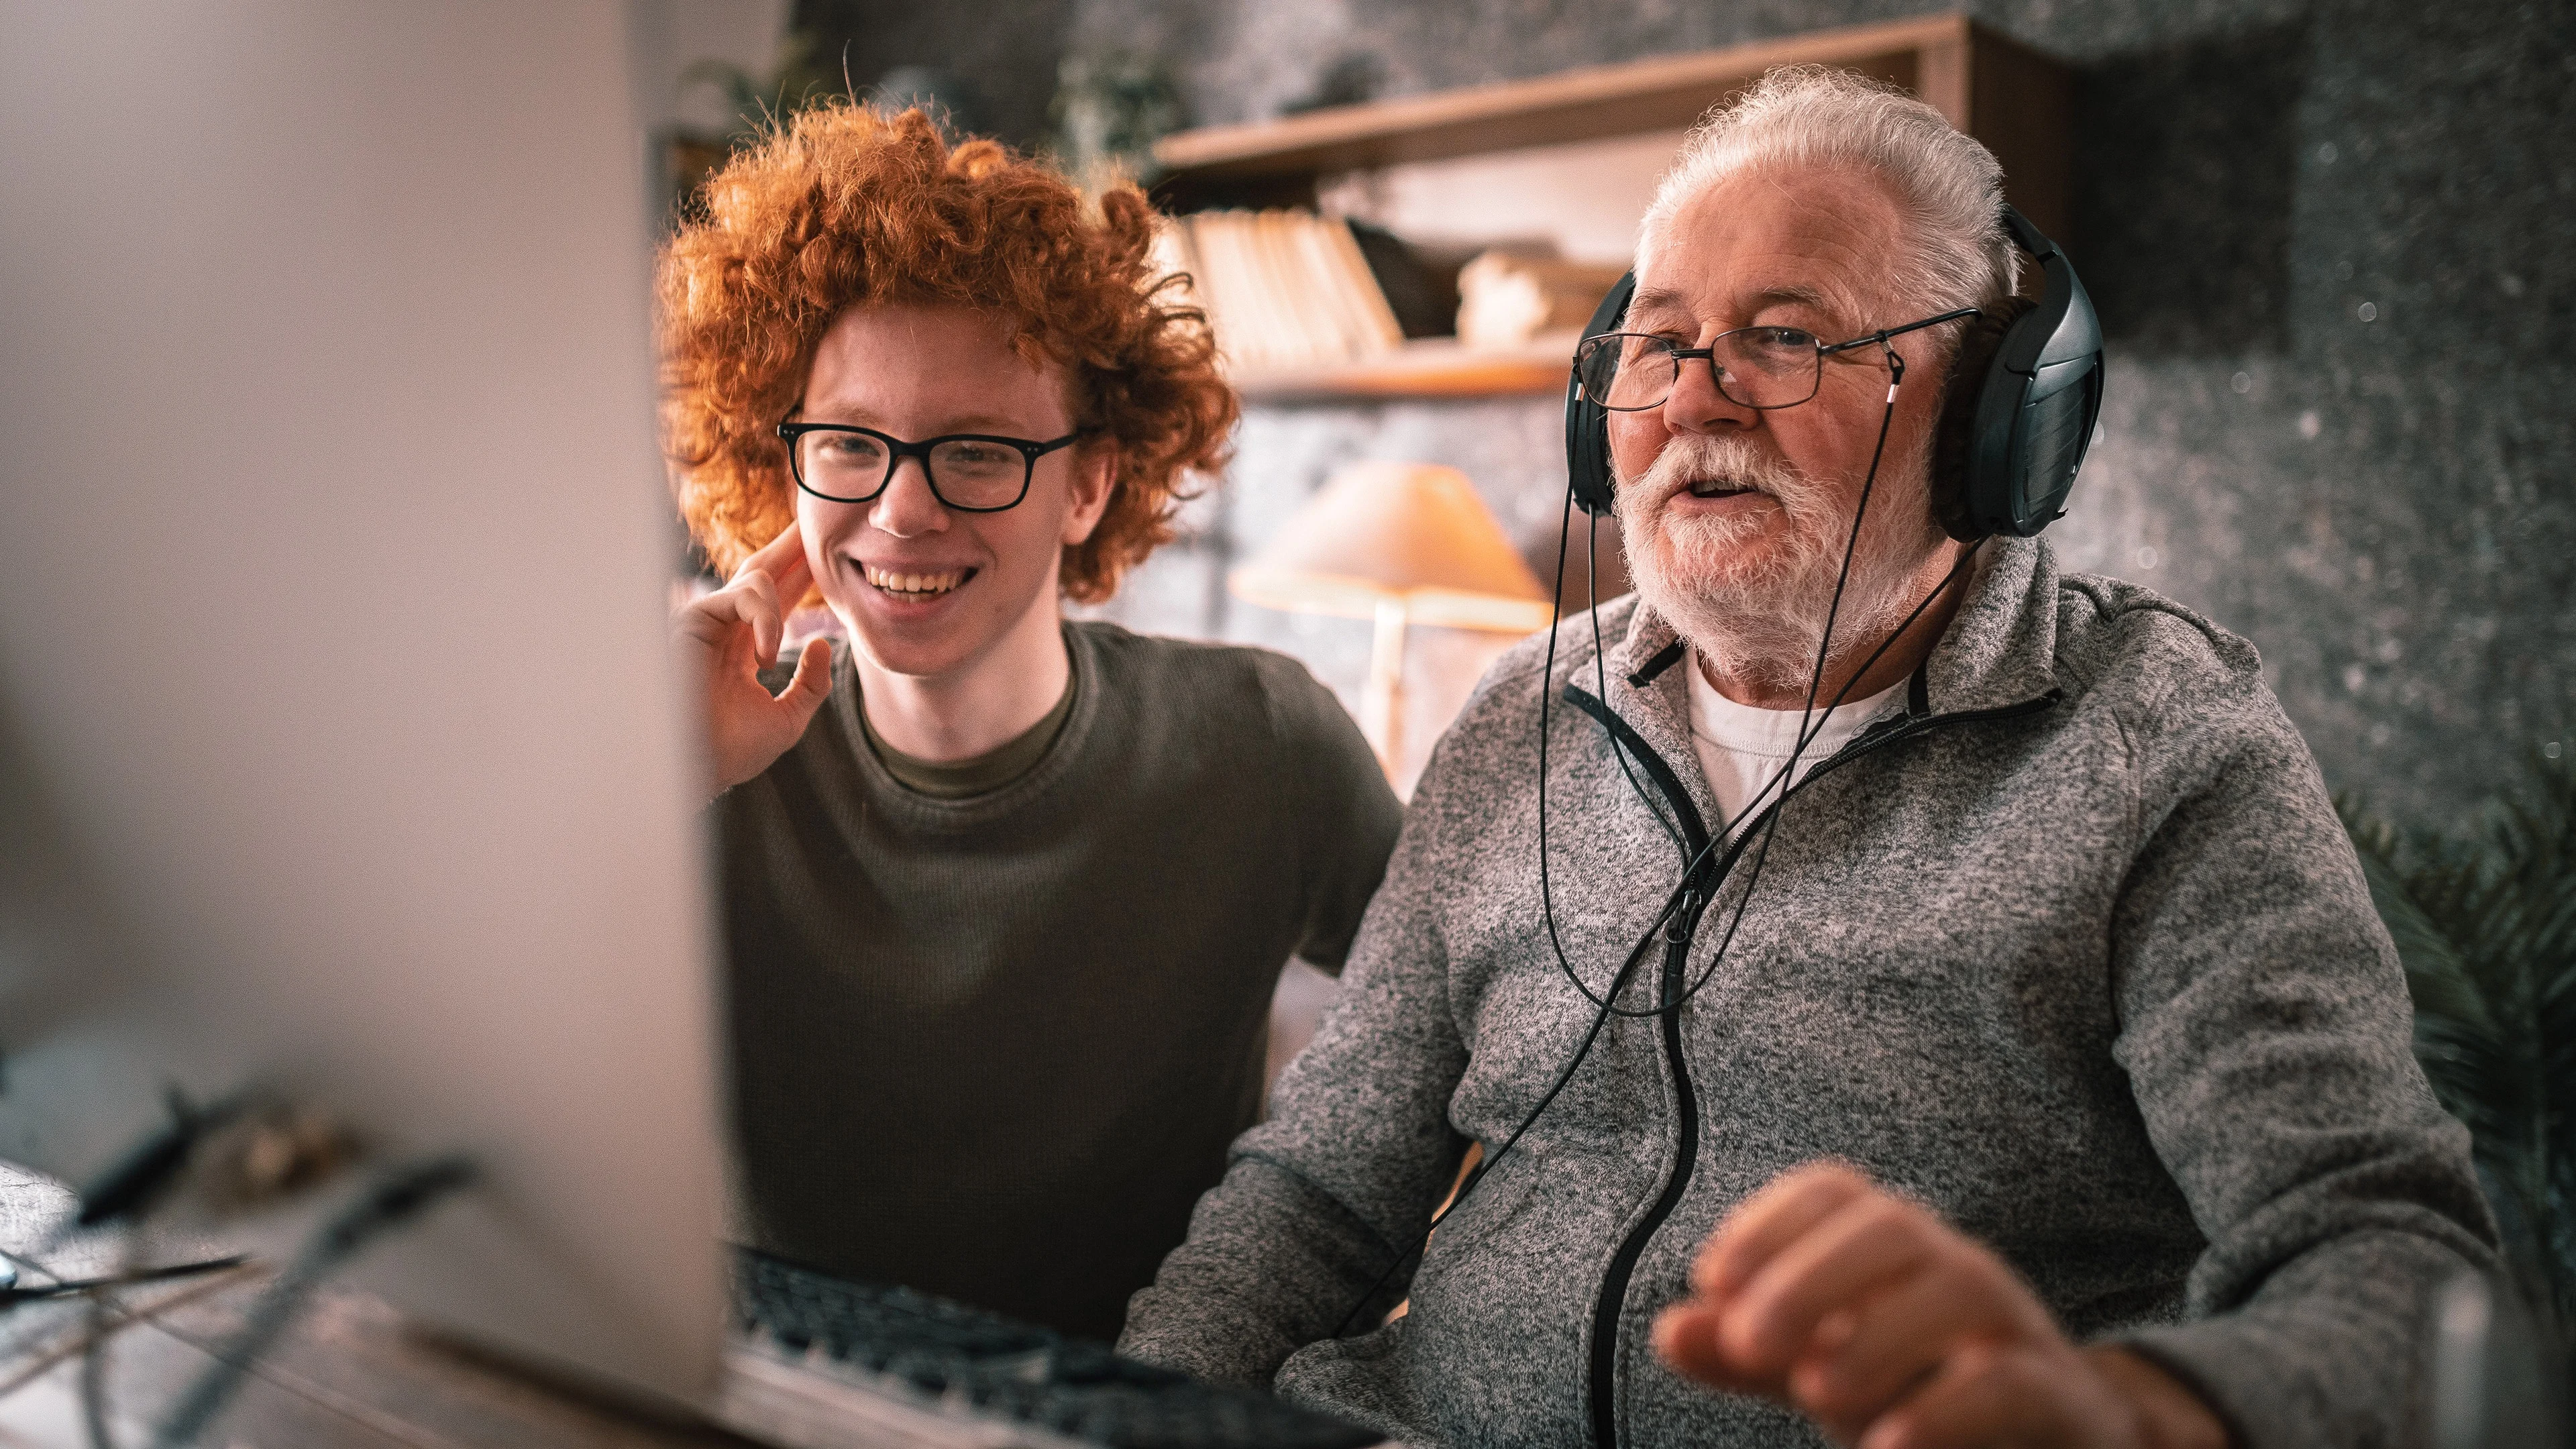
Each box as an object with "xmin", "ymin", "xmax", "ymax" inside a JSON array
[
  {"xmin": 1155, "ymin": 11, "xmax": 2073, "ymax": 404},
  {"xmin": 1228, "ymin": 336, "xmax": 1574, "ymax": 405},
  {"xmin": 1154, "ymin": 12, "xmax": 2071, "ymax": 239}
]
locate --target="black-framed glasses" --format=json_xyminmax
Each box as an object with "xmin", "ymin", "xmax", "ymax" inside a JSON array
[
  {"xmin": 776, "ymin": 421, "xmax": 1083, "ymax": 512},
  {"xmin": 1572, "ymin": 307, "xmax": 1979, "ymax": 412}
]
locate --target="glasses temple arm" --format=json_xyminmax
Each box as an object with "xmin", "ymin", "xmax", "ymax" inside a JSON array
[{"xmin": 1817, "ymin": 307, "xmax": 1982, "ymax": 356}]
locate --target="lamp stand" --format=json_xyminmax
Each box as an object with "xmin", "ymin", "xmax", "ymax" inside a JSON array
[{"xmin": 1362, "ymin": 598, "xmax": 1409, "ymax": 779}]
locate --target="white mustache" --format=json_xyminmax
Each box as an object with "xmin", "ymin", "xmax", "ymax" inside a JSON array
[
  {"xmin": 1613, "ymin": 429, "xmax": 1937, "ymax": 694},
  {"xmin": 1624, "ymin": 432, "xmax": 1810, "ymax": 510}
]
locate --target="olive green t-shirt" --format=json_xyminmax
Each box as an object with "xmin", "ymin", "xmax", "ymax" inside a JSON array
[
  {"xmin": 859, "ymin": 667, "xmax": 1076, "ymax": 799},
  {"xmin": 718, "ymin": 621, "xmax": 1401, "ymax": 1342}
]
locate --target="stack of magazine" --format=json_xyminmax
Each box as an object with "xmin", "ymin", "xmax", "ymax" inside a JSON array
[{"xmin": 1152, "ymin": 210, "xmax": 1406, "ymax": 374}]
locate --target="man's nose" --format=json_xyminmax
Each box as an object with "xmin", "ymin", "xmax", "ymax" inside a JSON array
[
  {"xmin": 1661, "ymin": 347, "xmax": 1759, "ymax": 436},
  {"xmin": 867, "ymin": 456, "xmax": 949, "ymax": 539}
]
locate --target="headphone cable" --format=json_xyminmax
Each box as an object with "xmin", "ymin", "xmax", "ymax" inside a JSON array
[
  {"xmin": 1587, "ymin": 506, "xmax": 1685, "ymax": 855},
  {"xmin": 1541, "ymin": 350, "xmax": 1927, "ymax": 1017},
  {"xmin": 1629, "ymin": 542, "xmax": 1980, "ymax": 1018},
  {"xmin": 1586, "ymin": 358, "xmax": 1985, "ymax": 1021},
  {"xmin": 1336, "ymin": 350, "xmax": 1944, "ymax": 1336}
]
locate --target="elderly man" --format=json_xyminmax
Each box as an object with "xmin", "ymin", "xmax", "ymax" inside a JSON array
[{"xmin": 1118, "ymin": 68, "xmax": 2495, "ymax": 1449}]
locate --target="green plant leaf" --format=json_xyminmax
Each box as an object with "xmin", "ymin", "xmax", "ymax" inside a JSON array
[{"xmin": 2342, "ymin": 751, "xmax": 2576, "ymax": 1342}]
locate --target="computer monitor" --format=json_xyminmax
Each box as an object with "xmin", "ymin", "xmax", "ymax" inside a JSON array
[{"xmin": 0, "ymin": 1, "xmax": 729, "ymax": 1409}]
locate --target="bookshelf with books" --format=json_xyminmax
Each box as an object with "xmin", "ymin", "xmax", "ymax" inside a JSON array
[
  {"xmin": 1147, "ymin": 12, "xmax": 2071, "ymax": 402},
  {"xmin": 1150, "ymin": 210, "xmax": 1624, "ymax": 402}
]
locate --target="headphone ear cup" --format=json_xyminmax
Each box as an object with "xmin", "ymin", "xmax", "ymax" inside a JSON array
[
  {"xmin": 1929, "ymin": 298, "xmax": 2035, "ymax": 543},
  {"xmin": 1565, "ymin": 272, "xmax": 1637, "ymax": 518}
]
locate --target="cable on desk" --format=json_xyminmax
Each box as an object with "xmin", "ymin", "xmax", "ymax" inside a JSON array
[
  {"xmin": 0, "ymin": 1247, "xmax": 258, "ymax": 1429},
  {"xmin": 0, "ymin": 1261, "xmax": 265, "ymax": 1402},
  {"xmin": 82, "ymin": 1296, "xmax": 120, "ymax": 1449},
  {"xmin": 0, "ymin": 1242, "xmax": 83, "ymax": 1379},
  {"xmin": 0, "ymin": 1246, "xmax": 60, "ymax": 1289},
  {"xmin": 152, "ymin": 1154, "xmax": 475, "ymax": 1449},
  {"xmin": 2, "ymin": 1256, "xmax": 250, "ymax": 1308}
]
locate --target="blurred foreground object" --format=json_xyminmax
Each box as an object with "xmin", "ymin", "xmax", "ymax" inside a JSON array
[
  {"xmin": 0, "ymin": 0, "xmax": 727, "ymax": 1422},
  {"xmin": 2428, "ymin": 1269, "xmax": 2569, "ymax": 1448}
]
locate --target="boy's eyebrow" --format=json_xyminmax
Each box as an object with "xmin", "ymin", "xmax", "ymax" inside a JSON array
[{"xmin": 796, "ymin": 407, "xmax": 1036, "ymax": 434}]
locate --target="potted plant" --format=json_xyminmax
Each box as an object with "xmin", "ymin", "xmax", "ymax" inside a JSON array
[{"xmin": 2343, "ymin": 749, "xmax": 2573, "ymax": 1393}]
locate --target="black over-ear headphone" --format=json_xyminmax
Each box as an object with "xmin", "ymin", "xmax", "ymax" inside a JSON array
[{"xmin": 1563, "ymin": 205, "xmax": 2104, "ymax": 541}]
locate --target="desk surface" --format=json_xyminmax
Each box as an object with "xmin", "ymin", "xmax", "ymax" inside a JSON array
[{"xmin": 0, "ymin": 1165, "xmax": 750, "ymax": 1449}]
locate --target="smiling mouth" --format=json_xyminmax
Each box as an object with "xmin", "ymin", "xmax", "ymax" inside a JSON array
[{"xmin": 861, "ymin": 562, "xmax": 975, "ymax": 598}]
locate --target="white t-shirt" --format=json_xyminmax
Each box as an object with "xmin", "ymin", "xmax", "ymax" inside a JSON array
[{"xmin": 1684, "ymin": 652, "xmax": 1905, "ymax": 840}]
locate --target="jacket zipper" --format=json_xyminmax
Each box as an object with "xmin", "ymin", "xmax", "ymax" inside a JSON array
[{"xmin": 1564, "ymin": 678, "xmax": 2058, "ymax": 1448}]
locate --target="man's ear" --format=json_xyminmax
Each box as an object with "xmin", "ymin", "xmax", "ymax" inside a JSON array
[{"xmin": 1060, "ymin": 437, "xmax": 1119, "ymax": 547}]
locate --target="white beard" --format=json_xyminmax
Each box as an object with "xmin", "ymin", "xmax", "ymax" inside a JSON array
[{"xmin": 1613, "ymin": 430, "xmax": 1947, "ymax": 696}]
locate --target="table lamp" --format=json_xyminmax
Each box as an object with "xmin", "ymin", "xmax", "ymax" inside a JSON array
[{"xmin": 1230, "ymin": 461, "xmax": 1554, "ymax": 773}]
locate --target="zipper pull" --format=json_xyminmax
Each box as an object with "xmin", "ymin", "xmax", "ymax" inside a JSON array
[{"xmin": 1666, "ymin": 888, "xmax": 1699, "ymax": 945}]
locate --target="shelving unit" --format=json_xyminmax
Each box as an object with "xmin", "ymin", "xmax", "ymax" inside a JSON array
[
  {"xmin": 1228, "ymin": 335, "xmax": 1574, "ymax": 405},
  {"xmin": 1151, "ymin": 11, "xmax": 2072, "ymax": 402}
]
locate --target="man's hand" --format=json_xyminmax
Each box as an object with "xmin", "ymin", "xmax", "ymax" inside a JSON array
[
  {"xmin": 1652, "ymin": 1162, "xmax": 2227, "ymax": 1449},
  {"xmin": 674, "ymin": 521, "xmax": 835, "ymax": 800}
]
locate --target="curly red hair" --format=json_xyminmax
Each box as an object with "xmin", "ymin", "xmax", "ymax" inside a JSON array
[{"xmin": 656, "ymin": 105, "xmax": 1236, "ymax": 603}]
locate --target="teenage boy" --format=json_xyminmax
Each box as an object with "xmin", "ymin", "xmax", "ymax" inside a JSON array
[{"xmin": 661, "ymin": 105, "xmax": 1400, "ymax": 1342}]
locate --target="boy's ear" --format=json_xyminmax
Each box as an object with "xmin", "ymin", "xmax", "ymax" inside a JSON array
[{"xmin": 1061, "ymin": 438, "xmax": 1119, "ymax": 547}]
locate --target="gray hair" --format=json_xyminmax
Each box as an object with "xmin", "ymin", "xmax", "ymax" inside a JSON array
[{"xmin": 1637, "ymin": 66, "xmax": 2021, "ymax": 319}]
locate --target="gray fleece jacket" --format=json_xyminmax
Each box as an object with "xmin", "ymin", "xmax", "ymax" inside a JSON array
[{"xmin": 1120, "ymin": 536, "xmax": 2498, "ymax": 1449}]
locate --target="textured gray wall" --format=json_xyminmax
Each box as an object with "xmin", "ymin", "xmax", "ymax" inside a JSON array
[
  {"xmin": 794, "ymin": 0, "xmax": 1073, "ymax": 146},
  {"xmin": 805, "ymin": 0, "xmax": 2576, "ymax": 826}
]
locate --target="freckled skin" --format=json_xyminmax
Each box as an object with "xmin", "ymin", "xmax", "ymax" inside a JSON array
[
  {"xmin": 797, "ymin": 304, "xmax": 1110, "ymax": 687},
  {"xmin": 674, "ymin": 303, "xmax": 1116, "ymax": 790}
]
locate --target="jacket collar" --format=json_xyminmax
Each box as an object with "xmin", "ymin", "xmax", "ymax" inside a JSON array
[
  {"xmin": 1605, "ymin": 535, "xmax": 2063, "ymax": 749},
  {"xmin": 1917, "ymin": 536, "xmax": 2063, "ymax": 715},
  {"xmin": 1599, "ymin": 602, "xmax": 1704, "ymax": 821}
]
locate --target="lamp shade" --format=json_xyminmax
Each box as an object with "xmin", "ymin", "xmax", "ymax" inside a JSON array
[{"xmin": 1229, "ymin": 462, "xmax": 1552, "ymax": 632}]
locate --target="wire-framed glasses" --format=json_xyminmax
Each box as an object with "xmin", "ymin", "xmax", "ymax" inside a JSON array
[
  {"xmin": 1573, "ymin": 307, "xmax": 1978, "ymax": 412},
  {"xmin": 776, "ymin": 421, "xmax": 1082, "ymax": 512}
]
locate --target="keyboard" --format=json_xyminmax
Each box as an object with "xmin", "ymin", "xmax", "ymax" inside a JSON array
[{"xmin": 725, "ymin": 1250, "xmax": 1386, "ymax": 1449}]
